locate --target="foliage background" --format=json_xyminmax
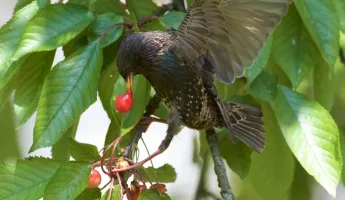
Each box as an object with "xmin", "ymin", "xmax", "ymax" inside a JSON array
[{"xmin": 1, "ymin": 0, "xmax": 345, "ymax": 199}]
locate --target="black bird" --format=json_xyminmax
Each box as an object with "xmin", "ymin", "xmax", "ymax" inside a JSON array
[{"xmin": 116, "ymin": 0, "xmax": 291, "ymax": 160}]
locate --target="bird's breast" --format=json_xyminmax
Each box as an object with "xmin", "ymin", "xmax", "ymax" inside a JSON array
[{"xmin": 155, "ymin": 76, "xmax": 218, "ymax": 130}]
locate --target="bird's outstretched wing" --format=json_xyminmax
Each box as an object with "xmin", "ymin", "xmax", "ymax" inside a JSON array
[{"xmin": 166, "ymin": 0, "xmax": 291, "ymax": 83}]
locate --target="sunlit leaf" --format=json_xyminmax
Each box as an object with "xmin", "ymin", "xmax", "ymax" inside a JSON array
[
  {"xmin": 31, "ymin": 41, "xmax": 103, "ymax": 152},
  {"xmin": 12, "ymin": 4, "xmax": 94, "ymax": 61},
  {"xmin": 274, "ymin": 86, "xmax": 342, "ymax": 197},
  {"xmin": 0, "ymin": 1, "xmax": 39, "ymax": 89}
]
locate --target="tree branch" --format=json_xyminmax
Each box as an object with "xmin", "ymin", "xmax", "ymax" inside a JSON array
[{"xmin": 206, "ymin": 129, "xmax": 235, "ymax": 200}]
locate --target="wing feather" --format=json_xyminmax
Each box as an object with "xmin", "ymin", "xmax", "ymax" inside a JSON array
[{"xmin": 166, "ymin": 0, "xmax": 291, "ymax": 83}]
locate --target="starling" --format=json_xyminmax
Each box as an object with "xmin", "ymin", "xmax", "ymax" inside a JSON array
[{"xmin": 116, "ymin": 0, "xmax": 291, "ymax": 158}]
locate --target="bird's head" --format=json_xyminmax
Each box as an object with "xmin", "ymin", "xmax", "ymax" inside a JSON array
[
  {"xmin": 116, "ymin": 33, "xmax": 143, "ymax": 86},
  {"xmin": 116, "ymin": 32, "xmax": 169, "ymax": 92}
]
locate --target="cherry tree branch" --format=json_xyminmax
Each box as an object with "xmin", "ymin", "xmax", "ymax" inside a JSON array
[{"xmin": 206, "ymin": 129, "xmax": 235, "ymax": 200}]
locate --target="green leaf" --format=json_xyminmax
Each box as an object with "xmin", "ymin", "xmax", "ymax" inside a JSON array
[
  {"xmin": 0, "ymin": 1, "xmax": 39, "ymax": 89},
  {"xmin": 0, "ymin": 78, "xmax": 16, "ymax": 112},
  {"xmin": 91, "ymin": 0, "xmax": 127, "ymax": 16},
  {"xmin": 246, "ymin": 36, "xmax": 272, "ymax": 86},
  {"xmin": 69, "ymin": 0, "xmax": 97, "ymax": 8},
  {"xmin": 0, "ymin": 157, "xmax": 62, "ymax": 200},
  {"xmin": 294, "ymin": 0, "xmax": 340, "ymax": 68},
  {"xmin": 126, "ymin": 0, "xmax": 158, "ymax": 19},
  {"xmin": 138, "ymin": 164, "xmax": 177, "ymax": 183},
  {"xmin": 31, "ymin": 41, "xmax": 103, "ymax": 152},
  {"xmin": 141, "ymin": 19, "xmax": 166, "ymax": 32},
  {"xmin": 215, "ymin": 128, "xmax": 252, "ymax": 179},
  {"xmin": 52, "ymin": 120, "xmax": 80, "ymax": 161},
  {"xmin": 289, "ymin": 161, "xmax": 312, "ymax": 200},
  {"xmin": 274, "ymin": 86, "xmax": 342, "ymax": 197},
  {"xmin": 246, "ymin": 104, "xmax": 295, "ymax": 200},
  {"xmin": 44, "ymin": 162, "xmax": 91, "ymax": 200},
  {"xmin": 99, "ymin": 63, "xmax": 121, "ymax": 120},
  {"xmin": 334, "ymin": 0, "xmax": 345, "ymax": 33},
  {"xmin": 62, "ymin": 31, "xmax": 89, "ymax": 58},
  {"xmin": 101, "ymin": 186, "xmax": 121, "ymax": 200},
  {"xmin": 14, "ymin": 0, "xmax": 49, "ymax": 12},
  {"xmin": 121, "ymin": 75, "xmax": 151, "ymax": 135},
  {"xmin": 313, "ymin": 57, "xmax": 334, "ymax": 111},
  {"xmin": 154, "ymin": 103, "xmax": 169, "ymax": 120},
  {"xmin": 249, "ymin": 71, "xmax": 278, "ymax": 102},
  {"xmin": 12, "ymin": 4, "xmax": 94, "ymax": 61},
  {"xmin": 14, "ymin": 0, "xmax": 34, "ymax": 12},
  {"xmin": 88, "ymin": 13, "xmax": 124, "ymax": 48},
  {"xmin": 138, "ymin": 189, "xmax": 170, "ymax": 200},
  {"xmin": 69, "ymin": 138, "xmax": 101, "ymax": 161},
  {"xmin": 272, "ymin": 4, "xmax": 318, "ymax": 89},
  {"xmin": 340, "ymin": 131, "xmax": 345, "ymax": 185},
  {"xmin": 162, "ymin": 11, "xmax": 185, "ymax": 30},
  {"xmin": 76, "ymin": 188, "xmax": 101, "ymax": 200},
  {"xmin": 14, "ymin": 51, "xmax": 55, "ymax": 126},
  {"xmin": 0, "ymin": 101, "xmax": 20, "ymax": 163}
]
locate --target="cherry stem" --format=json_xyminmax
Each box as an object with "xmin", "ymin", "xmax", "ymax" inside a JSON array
[
  {"xmin": 116, "ymin": 172, "xmax": 125, "ymax": 199},
  {"xmin": 107, "ymin": 178, "xmax": 115, "ymax": 200},
  {"xmin": 110, "ymin": 149, "xmax": 162, "ymax": 173},
  {"xmin": 98, "ymin": 22, "xmax": 133, "ymax": 41}
]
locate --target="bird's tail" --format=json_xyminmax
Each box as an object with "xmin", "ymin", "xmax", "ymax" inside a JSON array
[{"xmin": 216, "ymin": 101, "xmax": 265, "ymax": 153}]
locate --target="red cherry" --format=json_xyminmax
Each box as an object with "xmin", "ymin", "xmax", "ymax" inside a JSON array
[
  {"xmin": 87, "ymin": 169, "xmax": 102, "ymax": 189},
  {"xmin": 115, "ymin": 91, "xmax": 133, "ymax": 113}
]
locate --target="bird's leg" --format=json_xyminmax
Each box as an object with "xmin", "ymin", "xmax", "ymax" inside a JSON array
[
  {"xmin": 124, "ymin": 95, "xmax": 161, "ymax": 158},
  {"xmin": 112, "ymin": 111, "xmax": 181, "ymax": 172}
]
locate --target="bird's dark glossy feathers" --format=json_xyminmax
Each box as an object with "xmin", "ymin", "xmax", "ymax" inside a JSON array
[{"xmin": 116, "ymin": 0, "xmax": 292, "ymax": 153}]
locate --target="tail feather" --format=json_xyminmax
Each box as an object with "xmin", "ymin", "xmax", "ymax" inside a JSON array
[{"xmin": 217, "ymin": 101, "xmax": 265, "ymax": 153}]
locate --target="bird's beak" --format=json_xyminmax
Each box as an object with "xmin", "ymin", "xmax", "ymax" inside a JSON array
[{"xmin": 126, "ymin": 73, "xmax": 133, "ymax": 92}]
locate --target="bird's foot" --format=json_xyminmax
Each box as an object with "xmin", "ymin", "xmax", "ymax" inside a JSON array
[{"xmin": 139, "ymin": 116, "xmax": 167, "ymax": 132}]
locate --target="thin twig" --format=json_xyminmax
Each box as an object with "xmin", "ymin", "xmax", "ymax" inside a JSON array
[
  {"xmin": 116, "ymin": 172, "xmax": 124, "ymax": 199},
  {"xmin": 141, "ymin": 138, "xmax": 155, "ymax": 168},
  {"xmin": 206, "ymin": 129, "xmax": 235, "ymax": 200},
  {"xmin": 98, "ymin": 22, "xmax": 133, "ymax": 41}
]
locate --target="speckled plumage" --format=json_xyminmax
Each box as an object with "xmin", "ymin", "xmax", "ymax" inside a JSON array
[
  {"xmin": 116, "ymin": 32, "xmax": 265, "ymax": 152},
  {"xmin": 116, "ymin": 0, "xmax": 291, "ymax": 153},
  {"xmin": 117, "ymin": 32, "xmax": 220, "ymax": 129}
]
